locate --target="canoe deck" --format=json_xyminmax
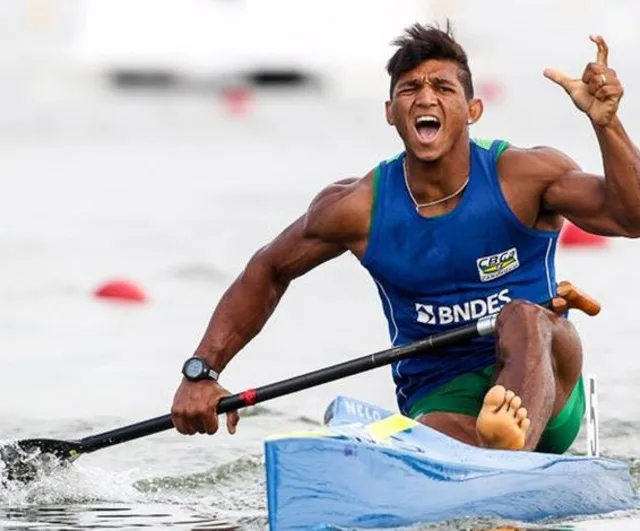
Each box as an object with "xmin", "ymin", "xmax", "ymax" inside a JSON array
[{"xmin": 264, "ymin": 395, "xmax": 636, "ymax": 530}]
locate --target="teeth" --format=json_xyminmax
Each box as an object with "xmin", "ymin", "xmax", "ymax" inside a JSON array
[{"xmin": 416, "ymin": 115, "xmax": 440, "ymax": 125}]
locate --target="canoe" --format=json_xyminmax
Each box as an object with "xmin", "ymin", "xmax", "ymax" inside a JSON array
[{"xmin": 264, "ymin": 395, "xmax": 636, "ymax": 530}]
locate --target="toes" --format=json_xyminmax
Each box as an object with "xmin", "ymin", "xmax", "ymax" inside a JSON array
[
  {"xmin": 516, "ymin": 407, "xmax": 528, "ymax": 422},
  {"xmin": 483, "ymin": 385, "xmax": 507, "ymax": 410},
  {"xmin": 504, "ymin": 390, "xmax": 515, "ymax": 407},
  {"xmin": 507, "ymin": 395, "xmax": 522, "ymax": 412},
  {"xmin": 520, "ymin": 417, "xmax": 531, "ymax": 433}
]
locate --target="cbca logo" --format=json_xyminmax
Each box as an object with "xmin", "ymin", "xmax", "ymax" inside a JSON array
[{"xmin": 476, "ymin": 248, "xmax": 520, "ymax": 282}]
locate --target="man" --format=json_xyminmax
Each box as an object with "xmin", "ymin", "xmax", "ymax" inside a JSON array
[{"xmin": 171, "ymin": 23, "xmax": 640, "ymax": 452}]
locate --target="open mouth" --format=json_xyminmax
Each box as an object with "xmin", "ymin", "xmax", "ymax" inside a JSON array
[{"xmin": 414, "ymin": 115, "xmax": 441, "ymax": 143}]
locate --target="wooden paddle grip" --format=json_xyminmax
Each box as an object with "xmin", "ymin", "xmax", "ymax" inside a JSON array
[{"xmin": 550, "ymin": 280, "xmax": 601, "ymax": 316}]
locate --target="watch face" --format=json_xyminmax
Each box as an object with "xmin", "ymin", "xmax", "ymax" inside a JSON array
[{"xmin": 184, "ymin": 358, "xmax": 205, "ymax": 379}]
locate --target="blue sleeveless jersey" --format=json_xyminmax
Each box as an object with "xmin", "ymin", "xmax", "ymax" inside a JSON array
[{"xmin": 361, "ymin": 139, "xmax": 560, "ymax": 415}]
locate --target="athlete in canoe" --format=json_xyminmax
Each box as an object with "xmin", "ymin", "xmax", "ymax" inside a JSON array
[{"xmin": 171, "ymin": 23, "xmax": 640, "ymax": 452}]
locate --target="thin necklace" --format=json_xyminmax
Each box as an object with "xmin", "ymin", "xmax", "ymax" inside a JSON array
[{"xmin": 403, "ymin": 157, "xmax": 469, "ymax": 212}]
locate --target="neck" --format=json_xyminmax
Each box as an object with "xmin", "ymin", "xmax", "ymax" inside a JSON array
[{"xmin": 405, "ymin": 139, "xmax": 471, "ymax": 205}]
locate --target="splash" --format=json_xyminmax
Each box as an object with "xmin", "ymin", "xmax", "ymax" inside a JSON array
[{"xmin": 0, "ymin": 459, "xmax": 143, "ymax": 506}]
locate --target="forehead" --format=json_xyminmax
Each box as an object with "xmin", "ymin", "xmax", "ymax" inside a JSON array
[{"xmin": 396, "ymin": 59, "xmax": 462, "ymax": 85}]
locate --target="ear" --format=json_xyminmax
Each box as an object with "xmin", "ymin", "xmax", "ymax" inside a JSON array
[
  {"xmin": 385, "ymin": 100, "xmax": 395, "ymax": 126},
  {"xmin": 466, "ymin": 98, "xmax": 484, "ymax": 125}
]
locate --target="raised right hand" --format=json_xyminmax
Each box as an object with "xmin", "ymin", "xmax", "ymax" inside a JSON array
[
  {"xmin": 171, "ymin": 378, "xmax": 240, "ymax": 435},
  {"xmin": 544, "ymin": 35, "xmax": 623, "ymax": 127}
]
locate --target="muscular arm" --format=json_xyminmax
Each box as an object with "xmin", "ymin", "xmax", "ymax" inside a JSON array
[
  {"xmin": 195, "ymin": 177, "xmax": 369, "ymax": 372},
  {"xmin": 540, "ymin": 118, "xmax": 640, "ymax": 237}
]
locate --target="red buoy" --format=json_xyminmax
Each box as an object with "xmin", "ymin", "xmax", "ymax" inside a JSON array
[
  {"xmin": 559, "ymin": 222, "xmax": 608, "ymax": 248},
  {"xmin": 221, "ymin": 86, "xmax": 253, "ymax": 115},
  {"xmin": 94, "ymin": 279, "xmax": 147, "ymax": 303},
  {"xmin": 476, "ymin": 79, "xmax": 506, "ymax": 104}
]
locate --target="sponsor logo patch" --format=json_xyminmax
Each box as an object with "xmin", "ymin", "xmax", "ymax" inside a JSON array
[
  {"xmin": 476, "ymin": 248, "xmax": 520, "ymax": 282},
  {"xmin": 415, "ymin": 289, "xmax": 511, "ymax": 325}
]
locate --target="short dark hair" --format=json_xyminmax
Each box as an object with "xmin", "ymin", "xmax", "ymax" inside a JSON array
[{"xmin": 386, "ymin": 21, "xmax": 474, "ymax": 99}]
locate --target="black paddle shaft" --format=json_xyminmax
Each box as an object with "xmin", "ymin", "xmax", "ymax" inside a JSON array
[{"xmin": 78, "ymin": 314, "xmax": 498, "ymax": 453}]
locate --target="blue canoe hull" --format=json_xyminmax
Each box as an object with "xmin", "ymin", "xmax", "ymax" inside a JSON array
[{"xmin": 265, "ymin": 395, "xmax": 636, "ymax": 530}]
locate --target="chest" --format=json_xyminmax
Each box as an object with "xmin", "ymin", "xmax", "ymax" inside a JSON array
[{"xmin": 373, "ymin": 198, "xmax": 524, "ymax": 289}]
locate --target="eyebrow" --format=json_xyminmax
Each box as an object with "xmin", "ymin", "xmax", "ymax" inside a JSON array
[
  {"xmin": 396, "ymin": 78, "xmax": 422, "ymax": 90},
  {"xmin": 430, "ymin": 76, "xmax": 456, "ymax": 87},
  {"xmin": 395, "ymin": 75, "xmax": 457, "ymax": 92}
]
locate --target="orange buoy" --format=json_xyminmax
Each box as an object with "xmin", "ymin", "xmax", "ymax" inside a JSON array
[
  {"xmin": 559, "ymin": 222, "xmax": 608, "ymax": 248},
  {"xmin": 94, "ymin": 279, "xmax": 147, "ymax": 303}
]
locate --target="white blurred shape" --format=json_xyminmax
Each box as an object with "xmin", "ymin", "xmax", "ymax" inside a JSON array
[{"xmin": 69, "ymin": 0, "xmax": 431, "ymax": 96}]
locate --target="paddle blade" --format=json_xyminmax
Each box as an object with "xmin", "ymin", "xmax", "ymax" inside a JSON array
[{"xmin": 0, "ymin": 438, "xmax": 83, "ymax": 482}]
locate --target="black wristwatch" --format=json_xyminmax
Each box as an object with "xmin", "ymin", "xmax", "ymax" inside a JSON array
[{"xmin": 181, "ymin": 356, "xmax": 220, "ymax": 382}]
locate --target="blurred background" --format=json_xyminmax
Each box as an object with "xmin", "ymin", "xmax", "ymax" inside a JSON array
[{"xmin": 1, "ymin": 1, "xmax": 640, "ymax": 528}]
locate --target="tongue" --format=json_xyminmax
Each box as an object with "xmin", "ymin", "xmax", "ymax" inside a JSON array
[{"xmin": 417, "ymin": 124, "xmax": 440, "ymax": 142}]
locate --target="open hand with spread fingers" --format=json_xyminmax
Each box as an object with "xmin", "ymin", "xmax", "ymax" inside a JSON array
[{"xmin": 543, "ymin": 35, "xmax": 623, "ymax": 126}]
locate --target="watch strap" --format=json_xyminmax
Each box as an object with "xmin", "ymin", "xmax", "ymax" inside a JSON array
[{"xmin": 204, "ymin": 366, "xmax": 220, "ymax": 381}]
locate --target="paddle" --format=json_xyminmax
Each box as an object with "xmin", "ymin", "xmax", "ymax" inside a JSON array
[{"xmin": 1, "ymin": 280, "xmax": 600, "ymax": 482}]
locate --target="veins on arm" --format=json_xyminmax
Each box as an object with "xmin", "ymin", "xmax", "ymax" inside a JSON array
[{"xmin": 195, "ymin": 177, "xmax": 369, "ymax": 370}]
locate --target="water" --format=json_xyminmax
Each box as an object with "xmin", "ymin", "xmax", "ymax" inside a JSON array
[{"xmin": 2, "ymin": 61, "xmax": 640, "ymax": 529}]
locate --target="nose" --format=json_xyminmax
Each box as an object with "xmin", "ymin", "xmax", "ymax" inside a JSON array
[{"xmin": 415, "ymin": 83, "xmax": 438, "ymax": 107}]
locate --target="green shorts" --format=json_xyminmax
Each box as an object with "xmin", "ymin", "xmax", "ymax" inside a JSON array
[{"xmin": 408, "ymin": 365, "xmax": 585, "ymax": 454}]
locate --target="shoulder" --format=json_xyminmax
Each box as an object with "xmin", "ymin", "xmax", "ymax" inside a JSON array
[
  {"xmin": 308, "ymin": 174, "xmax": 372, "ymax": 209},
  {"xmin": 303, "ymin": 171, "xmax": 375, "ymax": 243},
  {"xmin": 497, "ymin": 143, "xmax": 583, "ymax": 184}
]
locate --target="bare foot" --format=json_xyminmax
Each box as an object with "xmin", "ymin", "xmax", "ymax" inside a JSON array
[{"xmin": 476, "ymin": 385, "xmax": 530, "ymax": 450}]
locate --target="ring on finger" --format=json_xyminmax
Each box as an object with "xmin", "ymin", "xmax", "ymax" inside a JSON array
[{"xmin": 600, "ymin": 73, "xmax": 607, "ymax": 85}]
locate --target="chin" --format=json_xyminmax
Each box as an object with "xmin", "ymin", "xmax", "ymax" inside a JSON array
[{"xmin": 412, "ymin": 144, "xmax": 445, "ymax": 162}]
